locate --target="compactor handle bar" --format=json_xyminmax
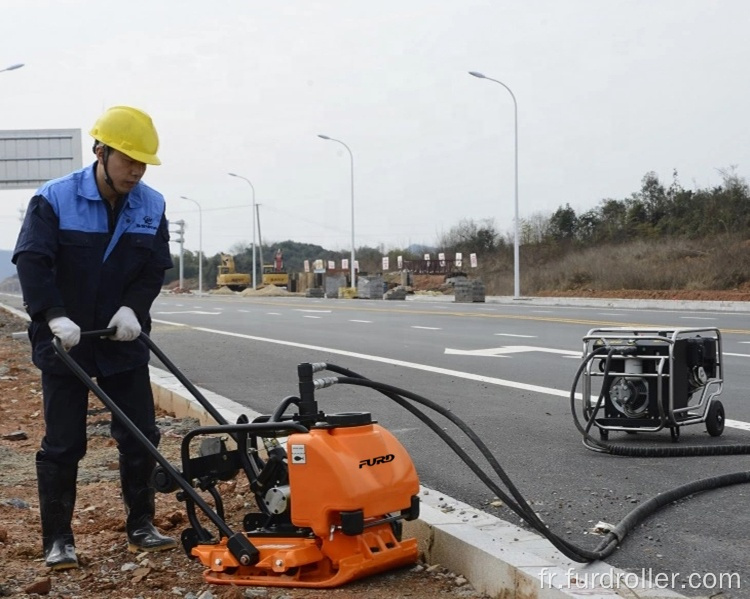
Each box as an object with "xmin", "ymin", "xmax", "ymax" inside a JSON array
[
  {"xmin": 51, "ymin": 330, "xmax": 292, "ymax": 567},
  {"xmin": 81, "ymin": 327, "xmax": 117, "ymax": 337}
]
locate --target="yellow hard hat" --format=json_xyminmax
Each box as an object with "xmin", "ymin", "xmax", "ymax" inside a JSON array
[{"xmin": 89, "ymin": 106, "xmax": 161, "ymax": 165}]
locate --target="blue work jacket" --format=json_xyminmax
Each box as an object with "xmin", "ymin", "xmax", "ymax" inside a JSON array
[{"xmin": 13, "ymin": 163, "xmax": 173, "ymax": 376}]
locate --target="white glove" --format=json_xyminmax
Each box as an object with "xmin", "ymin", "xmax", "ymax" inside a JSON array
[
  {"xmin": 48, "ymin": 316, "xmax": 81, "ymax": 351},
  {"xmin": 107, "ymin": 306, "xmax": 141, "ymax": 342}
]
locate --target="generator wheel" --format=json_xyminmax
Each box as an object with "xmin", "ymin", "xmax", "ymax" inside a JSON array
[
  {"xmin": 670, "ymin": 426, "xmax": 680, "ymax": 442},
  {"xmin": 706, "ymin": 400, "xmax": 725, "ymax": 437}
]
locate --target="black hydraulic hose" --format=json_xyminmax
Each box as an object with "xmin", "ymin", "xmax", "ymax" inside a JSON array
[
  {"xmin": 606, "ymin": 442, "xmax": 750, "ymax": 456},
  {"xmin": 269, "ymin": 395, "xmax": 300, "ymax": 422},
  {"xmin": 569, "ymin": 346, "xmax": 620, "ymax": 452},
  {"xmin": 321, "ymin": 366, "xmax": 549, "ymax": 528},
  {"xmin": 569, "ymin": 343, "xmax": 750, "ymax": 457},
  {"xmin": 323, "ymin": 365, "xmax": 539, "ymax": 520},
  {"xmin": 324, "ymin": 371, "xmax": 597, "ymax": 562},
  {"xmin": 319, "ymin": 363, "xmax": 750, "ymax": 563},
  {"xmin": 593, "ymin": 470, "xmax": 750, "ymax": 553}
]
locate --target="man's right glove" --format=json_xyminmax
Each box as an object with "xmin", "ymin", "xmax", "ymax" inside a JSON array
[{"xmin": 48, "ymin": 316, "xmax": 81, "ymax": 351}]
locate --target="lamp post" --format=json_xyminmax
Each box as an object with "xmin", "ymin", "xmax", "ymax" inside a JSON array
[
  {"xmin": 0, "ymin": 63, "xmax": 24, "ymax": 73},
  {"xmin": 469, "ymin": 71, "xmax": 520, "ymax": 299},
  {"xmin": 227, "ymin": 173, "xmax": 257, "ymax": 289},
  {"xmin": 318, "ymin": 134, "xmax": 356, "ymax": 289},
  {"xmin": 178, "ymin": 196, "xmax": 203, "ymax": 295},
  {"xmin": 255, "ymin": 204, "xmax": 264, "ymax": 271}
]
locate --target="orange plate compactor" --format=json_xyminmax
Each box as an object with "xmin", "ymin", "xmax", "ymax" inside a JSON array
[{"xmin": 54, "ymin": 333, "xmax": 420, "ymax": 589}]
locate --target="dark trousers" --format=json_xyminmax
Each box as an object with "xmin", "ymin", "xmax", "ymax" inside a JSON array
[{"xmin": 39, "ymin": 364, "xmax": 160, "ymax": 465}]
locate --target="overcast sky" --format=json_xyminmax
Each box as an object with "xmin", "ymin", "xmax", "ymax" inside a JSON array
[{"xmin": 2, "ymin": 1, "xmax": 749, "ymax": 258}]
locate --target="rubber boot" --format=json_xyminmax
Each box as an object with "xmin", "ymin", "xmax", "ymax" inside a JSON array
[
  {"xmin": 36, "ymin": 460, "xmax": 79, "ymax": 570},
  {"xmin": 119, "ymin": 454, "xmax": 177, "ymax": 553}
]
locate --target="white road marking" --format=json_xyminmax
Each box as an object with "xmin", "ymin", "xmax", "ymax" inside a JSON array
[
  {"xmin": 680, "ymin": 316, "xmax": 716, "ymax": 320},
  {"xmin": 151, "ymin": 319, "xmax": 750, "ymax": 432},
  {"xmin": 296, "ymin": 309, "xmax": 331, "ymax": 313},
  {"xmin": 350, "ymin": 320, "xmax": 372, "ymax": 323},
  {"xmin": 154, "ymin": 310, "xmax": 222, "ymax": 315},
  {"xmin": 494, "ymin": 333, "xmax": 536, "ymax": 338},
  {"xmin": 303, "ymin": 315, "xmax": 322, "ymax": 319},
  {"xmin": 412, "ymin": 326, "xmax": 441, "ymax": 330}
]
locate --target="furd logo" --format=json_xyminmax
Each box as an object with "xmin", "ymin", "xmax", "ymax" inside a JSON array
[{"xmin": 358, "ymin": 454, "xmax": 395, "ymax": 469}]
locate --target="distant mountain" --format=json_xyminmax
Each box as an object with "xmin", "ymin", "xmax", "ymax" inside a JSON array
[
  {"xmin": 0, "ymin": 250, "xmax": 16, "ymax": 281},
  {"xmin": 406, "ymin": 244, "xmax": 437, "ymax": 255}
]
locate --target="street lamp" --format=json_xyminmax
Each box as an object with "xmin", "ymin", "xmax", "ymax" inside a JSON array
[
  {"xmin": 318, "ymin": 134, "xmax": 356, "ymax": 289},
  {"xmin": 469, "ymin": 70, "xmax": 521, "ymax": 299},
  {"xmin": 178, "ymin": 196, "xmax": 204, "ymax": 295},
  {"xmin": 227, "ymin": 173, "xmax": 257, "ymax": 289},
  {"xmin": 0, "ymin": 63, "xmax": 24, "ymax": 73}
]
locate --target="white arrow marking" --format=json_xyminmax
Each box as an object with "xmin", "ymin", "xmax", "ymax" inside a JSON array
[
  {"xmin": 445, "ymin": 345, "xmax": 580, "ymax": 358},
  {"xmin": 445, "ymin": 347, "xmax": 510, "ymax": 357},
  {"xmin": 494, "ymin": 333, "xmax": 536, "ymax": 338}
]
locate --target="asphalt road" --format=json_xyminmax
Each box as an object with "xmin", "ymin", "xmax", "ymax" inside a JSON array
[{"xmin": 4, "ymin": 292, "xmax": 750, "ymax": 597}]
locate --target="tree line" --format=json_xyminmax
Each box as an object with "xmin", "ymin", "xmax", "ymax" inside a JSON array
[{"xmin": 163, "ymin": 168, "xmax": 750, "ymax": 289}]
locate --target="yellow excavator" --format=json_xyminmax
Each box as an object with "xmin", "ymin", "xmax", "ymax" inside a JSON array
[
  {"xmin": 216, "ymin": 253, "xmax": 250, "ymax": 291},
  {"xmin": 261, "ymin": 248, "xmax": 289, "ymax": 288}
]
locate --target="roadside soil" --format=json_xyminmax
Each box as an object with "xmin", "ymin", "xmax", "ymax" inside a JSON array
[
  {"xmin": 0, "ymin": 309, "xmax": 489, "ymax": 599},
  {"xmin": 534, "ymin": 287, "xmax": 750, "ymax": 302}
]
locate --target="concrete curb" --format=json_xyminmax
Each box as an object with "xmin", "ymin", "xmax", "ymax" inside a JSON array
[{"xmin": 149, "ymin": 366, "xmax": 686, "ymax": 599}]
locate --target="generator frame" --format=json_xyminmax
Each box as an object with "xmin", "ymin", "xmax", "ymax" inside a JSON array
[{"xmin": 580, "ymin": 327, "xmax": 724, "ymax": 440}]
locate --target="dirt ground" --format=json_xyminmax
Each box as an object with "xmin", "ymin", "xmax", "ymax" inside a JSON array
[
  {"xmin": 534, "ymin": 287, "xmax": 750, "ymax": 302},
  {"xmin": 0, "ymin": 309, "xmax": 490, "ymax": 599}
]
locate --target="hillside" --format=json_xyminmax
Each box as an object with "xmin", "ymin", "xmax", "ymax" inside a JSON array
[{"xmin": 0, "ymin": 250, "xmax": 16, "ymax": 281}]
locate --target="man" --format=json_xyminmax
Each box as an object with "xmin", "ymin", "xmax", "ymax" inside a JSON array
[{"xmin": 13, "ymin": 106, "xmax": 176, "ymax": 570}]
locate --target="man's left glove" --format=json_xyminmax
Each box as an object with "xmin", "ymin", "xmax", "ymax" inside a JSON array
[{"xmin": 107, "ymin": 306, "xmax": 142, "ymax": 341}]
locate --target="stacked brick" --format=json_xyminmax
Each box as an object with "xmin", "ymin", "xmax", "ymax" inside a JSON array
[{"xmin": 454, "ymin": 280, "xmax": 485, "ymax": 303}]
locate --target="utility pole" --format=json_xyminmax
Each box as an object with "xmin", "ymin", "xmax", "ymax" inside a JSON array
[
  {"xmin": 256, "ymin": 204, "xmax": 264, "ymax": 272},
  {"xmin": 171, "ymin": 219, "xmax": 185, "ymax": 289}
]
